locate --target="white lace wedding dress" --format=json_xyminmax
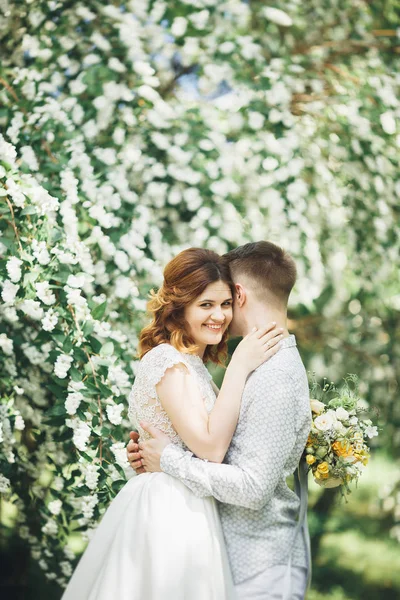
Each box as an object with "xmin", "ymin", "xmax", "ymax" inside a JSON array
[{"xmin": 62, "ymin": 343, "xmax": 236, "ymax": 600}]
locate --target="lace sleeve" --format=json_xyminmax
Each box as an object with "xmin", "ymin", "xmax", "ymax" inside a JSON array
[
  {"xmin": 127, "ymin": 344, "xmax": 191, "ymax": 446},
  {"xmin": 144, "ymin": 344, "xmax": 189, "ymax": 389}
]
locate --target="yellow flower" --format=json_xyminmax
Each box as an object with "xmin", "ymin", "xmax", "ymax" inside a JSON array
[
  {"xmin": 316, "ymin": 461, "xmax": 330, "ymax": 479},
  {"xmin": 332, "ymin": 440, "xmax": 353, "ymax": 458},
  {"xmin": 354, "ymin": 450, "xmax": 369, "ymax": 465},
  {"xmin": 306, "ymin": 435, "xmax": 314, "ymax": 447},
  {"xmin": 306, "ymin": 455, "xmax": 316, "ymax": 465}
]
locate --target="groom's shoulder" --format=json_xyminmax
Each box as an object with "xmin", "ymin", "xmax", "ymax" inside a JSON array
[{"xmin": 250, "ymin": 343, "xmax": 307, "ymax": 388}]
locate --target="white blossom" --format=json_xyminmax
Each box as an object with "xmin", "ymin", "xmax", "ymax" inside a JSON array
[
  {"xmin": 41, "ymin": 309, "xmax": 58, "ymax": 332},
  {"xmin": 1, "ymin": 280, "xmax": 19, "ymax": 304},
  {"xmin": 42, "ymin": 519, "xmax": 58, "ymax": 537},
  {"xmin": 65, "ymin": 391, "xmax": 84, "ymax": 415},
  {"xmin": 48, "ymin": 499, "xmax": 62, "ymax": 516},
  {"xmin": 32, "ymin": 240, "xmax": 51, "ymax": 265},
  {"xmin": 0, "ymin": 333, "xmax": 13, "ymax": 355},
  {"xmin": 83, "ymin": 464, "xmax": 100, "ymax": 490},
  {"xmin": 19, "ymin": 299, "xmax": 44, "ymax": 320},
  {"xmin": 0, "ymin": 474, "xmax": 11, "ymax": 494},
  {"xmin": 54, "ymin": 354, "xmax": 73, "ymax": 379},
  {"xmin": 6, "ymin": 257, "xmax": 23, "ymax": 283},
  {"xmin": 111, "ymin": 442, "xmax": 130, "ymax": 471},
  {"xmin": 35, "ymin": 281, "xmax": 56, "ymax": 305},
  {"xmin": 106, "ymin": 403, "xmax": 124, "ymax": 426},
  {"xmin": 263, "ymin": 7, "xmax": 293, "ymax": 27},
  {"xmin": 380, "ymin": 111, "xmax": 397, "ymax": 135},
  {"xmin": 72, "ymin": 421, "xmax": 91, "ymax": 451},
  {"xmin": 14, "ymin": 415, "xmax": 25, "ymax": 430}
]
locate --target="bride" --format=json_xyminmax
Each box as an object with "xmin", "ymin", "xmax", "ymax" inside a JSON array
[{"xmin": 62, "ymin": 247, "xmax": 282, "ymax": 600}]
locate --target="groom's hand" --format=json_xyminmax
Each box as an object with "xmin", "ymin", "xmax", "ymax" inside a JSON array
[
  {"xmin": 126, "ymin": 431, "xmax": 145, "ymax": 474},
  {"xmin": 139, "ymin": 422, "xmax": 171, "ymax": 473}
]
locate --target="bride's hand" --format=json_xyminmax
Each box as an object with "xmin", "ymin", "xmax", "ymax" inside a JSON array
[{"xmin": 230, "ymin": 323, "xmax": 283, "ymax": 375}]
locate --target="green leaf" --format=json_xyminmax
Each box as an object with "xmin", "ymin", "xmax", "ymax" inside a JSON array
[
  {"xmin": 63, "ymin": 336, "xmax": 74, "ymax": 353},
  {"xmin": 45, "ymin": 403, "xmax": 67, "ymax": 417},
  {"xmin": 20, "ymin": 206, "xmax": 38, "ymax": 215},
  {"xmin": 92, "ymin": 301, "xmax": 107, "ymax": 320},
  {"xmin": 70, "ymin": 367, "xmax": 82, "ymax": 382},
  {"xmin": 100, "ymin": 341, "xmax": 114, "ymax": 357},
  {"xmin": 88, "ymin": 336, "xmax": 102, "ymax": 354},
  {"xmin": 83, "ymin": 321, "xmax": 94, "ymax": 337},
  {"xmin": 114, "ymin": 464, "xmax": 127, "ymax": 479},
  {"xmin": 111, "ymin": 480, "xmax": 126, "ymax": 494}
]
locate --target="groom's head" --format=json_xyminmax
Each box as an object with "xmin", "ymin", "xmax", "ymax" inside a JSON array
[{"xmin": 222, "ymin": 241, "xmax": 297, "ymax": 337}]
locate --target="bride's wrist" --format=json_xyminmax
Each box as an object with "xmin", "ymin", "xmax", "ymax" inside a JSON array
[{"xmin": 226, "ymin": 359, "xmax": 249, "ymax": 380}]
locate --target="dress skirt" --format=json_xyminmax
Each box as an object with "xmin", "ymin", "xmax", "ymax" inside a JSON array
[{"xmin": 62, "ymin": 472, "xmax": 236, "ymax": 600}]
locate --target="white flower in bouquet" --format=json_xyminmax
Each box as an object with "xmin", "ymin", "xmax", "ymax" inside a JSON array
[
  {"xmin": 336, "ymin": 407, "xmax": 349, "ymax": 421},
  {"xmin": 365, "ymin": 425, "xmax": 379, "ymax": 439},
  {"xmin": 314, "ymin": 412, "xmax": 335, "ymax": 431}
]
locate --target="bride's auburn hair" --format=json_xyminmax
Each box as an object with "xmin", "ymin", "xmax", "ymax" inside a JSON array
[{"xmin": 138, "ymin": 248, "xmax": 234, "ymax": 365}]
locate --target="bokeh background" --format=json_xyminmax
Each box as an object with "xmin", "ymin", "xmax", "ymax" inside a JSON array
[{"xmin": 0, "ymin": 1, "xmax": 399, "ymax": 598}]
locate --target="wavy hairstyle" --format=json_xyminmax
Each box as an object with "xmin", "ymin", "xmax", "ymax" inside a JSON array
[{"xmin": 138, "ymin": 248, "xmax": 234, "ymax": 365}]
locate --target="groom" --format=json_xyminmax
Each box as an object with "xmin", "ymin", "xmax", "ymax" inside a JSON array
[{"xmin": 127, "ymin": 241, "xmax": 312, "ymax": 599}]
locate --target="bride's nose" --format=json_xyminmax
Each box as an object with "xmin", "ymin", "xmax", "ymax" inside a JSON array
[{"xmin": 210, "ymin": 307, "xmax": 225, "ymax": 322}]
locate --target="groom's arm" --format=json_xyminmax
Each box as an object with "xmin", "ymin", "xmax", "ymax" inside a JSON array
[{"xmin": 161, "ymin": 368, "xmax": 299, "ymax": 511}]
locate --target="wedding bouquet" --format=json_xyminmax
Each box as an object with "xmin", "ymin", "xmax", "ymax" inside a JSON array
[{"xmin": 305, "ymin": 375, "xmax": 379, "ymax": 494}]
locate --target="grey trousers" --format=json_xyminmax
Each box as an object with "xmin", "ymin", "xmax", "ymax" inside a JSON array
[{"xmin": 235, "ymin": 564, "xmax": 308, "ymax": 600}]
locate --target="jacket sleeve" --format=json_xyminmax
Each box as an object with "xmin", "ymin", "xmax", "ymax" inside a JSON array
[{"xmin": 160, "ymin": 368, "xmax": 299, "ymax": 510}]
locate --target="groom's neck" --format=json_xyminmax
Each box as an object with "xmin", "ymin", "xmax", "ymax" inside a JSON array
[{"xmin": 241, "ymin": 305, "xmax": 288, "ymax": 337}]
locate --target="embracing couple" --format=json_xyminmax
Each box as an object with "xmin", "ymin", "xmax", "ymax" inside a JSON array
[{"xmin": 63, "ymin": 241, "xmax": 312, "ymax": 600}]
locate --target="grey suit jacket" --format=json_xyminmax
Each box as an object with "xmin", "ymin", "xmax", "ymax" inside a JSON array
[{"xmin": 161, "ymin": 334, "xmax": 311, "ymax": 584}]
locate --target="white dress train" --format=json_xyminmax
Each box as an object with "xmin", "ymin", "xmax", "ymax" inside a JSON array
[{"xmin": 62, "ymin": 344, "xmax": 236, "ymax": 600}]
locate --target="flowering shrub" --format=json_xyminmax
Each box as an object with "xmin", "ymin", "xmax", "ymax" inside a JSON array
[
  {"xmin": 0, "ymin": 0, "xmax": 399, "ymax": 587},
  {"xmin": 306, "ymin": 376, "xmax": 378, "ymax": 493}
]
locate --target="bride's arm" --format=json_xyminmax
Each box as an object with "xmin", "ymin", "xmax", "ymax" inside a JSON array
[{"xmin": 157, "ymin": 325, "xmax": 282, "ymax": 462}]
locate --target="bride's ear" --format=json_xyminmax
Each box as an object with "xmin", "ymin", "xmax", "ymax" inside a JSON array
[{"xmin": 235, "ymin": 283, "xmax": 246, "ymax": 307}]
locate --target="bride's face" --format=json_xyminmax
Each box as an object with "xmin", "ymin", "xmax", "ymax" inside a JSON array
[{"xmin": 184, "ymin": 281, "xmax": 233, "ymax": 355}]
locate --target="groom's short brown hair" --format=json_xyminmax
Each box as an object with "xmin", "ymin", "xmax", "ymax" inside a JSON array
[{"xmin": 223, "ymin": 241, "xmax": 297, "ymax": 306}]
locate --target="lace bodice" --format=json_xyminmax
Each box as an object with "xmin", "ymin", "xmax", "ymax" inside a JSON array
[{"xmin": 128, "ymin": 343, "xmax": 216, "ymax": 449}]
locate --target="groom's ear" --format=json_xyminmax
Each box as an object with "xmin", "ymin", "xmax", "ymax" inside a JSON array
[{"xmin": 235, "ymin": 283, "xmax": 246, "ymax": 307}]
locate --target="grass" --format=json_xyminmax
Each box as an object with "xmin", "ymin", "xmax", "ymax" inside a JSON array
[{"xmin": 308, "ymin": 452, "xmax": 400, "ymax": 599}]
